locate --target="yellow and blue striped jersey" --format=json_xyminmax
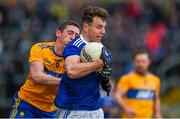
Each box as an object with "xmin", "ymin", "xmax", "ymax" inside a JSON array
[
  {"xmin": 19, "ymin": 42, "xmax": 64, "ymax": 112},
  {"xmin": 117, "ymin": 71, "xmax": 160, "ymax": 118}
]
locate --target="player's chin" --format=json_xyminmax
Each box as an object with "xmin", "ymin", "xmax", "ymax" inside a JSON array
[
  {"xmin": 96, "ymin": 37, "xmax": 103, "ymax": 42},
  {"xmin": 137, "ymin": 69, "xmax": 146, "ymax": 73},
  {"xmin": 66, "ymin": 40, "xmax": 71, "ymax": 44}
]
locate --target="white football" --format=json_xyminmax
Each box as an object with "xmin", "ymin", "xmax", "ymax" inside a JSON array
[{"xmin": 80, "ymin": 42, "xmax": 103, "ymax": 62}]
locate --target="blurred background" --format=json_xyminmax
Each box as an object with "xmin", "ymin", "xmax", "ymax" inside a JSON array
[{"xmin": 0, "ymin": 0, "xmax": 180, "ymax": 117}]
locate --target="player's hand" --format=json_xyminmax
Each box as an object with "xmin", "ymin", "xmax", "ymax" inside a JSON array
[
  {"xmin": 155, "ymin": 113, "xmax": 162, "ymax": 119},
  {"xmin": 124, "ymin": 107, "xmax": 136, "ymax": 118},
  {"xmin": 100, "ymin": 47, "xmax": 112, "ymax": 66},
  {"xmin": 100, "ymin": 79, "xmax": 112, "ymax": 96},
  {"xmin": 99, "ymin": 65, "xmax": 112, "ymax": 96},
  {"xmin": 99, "ymin": 65, "xmax": 112, "ymax": 79}
]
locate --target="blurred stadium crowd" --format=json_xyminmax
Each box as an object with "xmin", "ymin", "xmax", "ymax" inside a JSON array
[{"xmin": 0, "ymin": 0, "xmax": 180, "ymax": 117}]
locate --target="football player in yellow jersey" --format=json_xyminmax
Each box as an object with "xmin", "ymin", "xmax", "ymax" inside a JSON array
[
  {"xmin": 115, "ymin": 49, "xmax": 162, "ymax": 118},
  {"xmin": 9, "ymin": 21, "xmax": 80, "ymax": 118}
]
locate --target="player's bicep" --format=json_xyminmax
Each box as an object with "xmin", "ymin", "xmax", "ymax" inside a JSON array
[
  {"xmin": 155, "ymin": 78, "xmax": 161, "ymax": 95},
  {"xmin": 30, "ymin": 61, "xmax": 44, "ymax": 78},
  {"xmin": 114, "ymin": 86, "xmax": 126, "ymax": 103},
  {"xmin": 65, "ymin": 55, "xmax": 80, "ymax": 70},
  {"xmin": 117, "ymin": 76, "xmax": 130, "ymax": 94},
  {"xmin": 115, "ymin": 87, "xmax": 125, "ymax": 97}
]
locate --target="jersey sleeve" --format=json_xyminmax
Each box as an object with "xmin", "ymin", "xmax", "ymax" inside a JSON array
[
  {"xmin": 155, "ymin": 77, "xmax": 161, "ymax": 95},
  {"xmin": 63, "ymin": 43, "xmax": 81, "ymax": 58},
  {"xmin": 29, "ymin": 44, "xmax": 44, "ymax": 63},
  {"xmin": 117, "ymin": 75, "xmax": 130, "ymax": 93}
]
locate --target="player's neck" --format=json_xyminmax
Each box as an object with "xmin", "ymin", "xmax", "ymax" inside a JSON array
[
  {"xmin": 81, "ymin": 32, "xmax": 91, "ymax": 42},
  {"xmin": 135, "ymin": 70, "xmax": 149, "ymax": 76},
  {"xmin": 54, "ymin": 43, "xmax": 64, "ymax": 56}
]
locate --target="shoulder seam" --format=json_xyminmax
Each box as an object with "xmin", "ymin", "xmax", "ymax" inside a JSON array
[{"xmin": 73, "ymin": 38, "xmax": 84, "ymax": 47}]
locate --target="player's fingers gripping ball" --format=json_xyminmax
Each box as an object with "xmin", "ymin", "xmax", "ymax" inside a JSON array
[{"xmin": 100, "ymin": 47, "xmax": 112, "ymax": 66}]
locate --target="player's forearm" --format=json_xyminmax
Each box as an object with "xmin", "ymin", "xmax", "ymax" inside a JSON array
[
  {"xmin": 116, "ymin": 96, "xmax": 128, "ymax": 111},
  {"xmin": 66, "ymin": 59, "xmax": 103, "ymax": 79},
  {"xmin": 154, "ymin": 96, "xmax": 162, "ymax": 118},
  {"xmin": 114, "ymin": 89, "xmax": 128, "ymax": 110},
  {"xmin": 31, "ymin": 72, "xmax": 61, "ymax": 85}
]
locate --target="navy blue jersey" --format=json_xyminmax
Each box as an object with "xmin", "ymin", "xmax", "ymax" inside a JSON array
[{"xmin": 54, "ymin": 35, "xmax": 101, "ymax": 110}]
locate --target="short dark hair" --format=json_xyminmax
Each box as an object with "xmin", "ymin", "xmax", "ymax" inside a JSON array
[
  {"xmin": 81, "ymin": 6, "xmax": 109, "ymax": 24},
  {"xmin": 132, "ymin": 48, "xmax": 151, "ymax": 59},
  {"xmin": 58, "ymin": 20, "xmax": 80, "ymax": 32}
]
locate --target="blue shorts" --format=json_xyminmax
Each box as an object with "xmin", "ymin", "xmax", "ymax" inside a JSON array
[{"xmin": 9, "ymin": 92, "xmax": 57, "ymax": 118}]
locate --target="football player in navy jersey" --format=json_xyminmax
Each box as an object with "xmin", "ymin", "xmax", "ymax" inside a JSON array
[{"xmin": 54, "ymin": 6, "xmax": 112, "ymax": 118}]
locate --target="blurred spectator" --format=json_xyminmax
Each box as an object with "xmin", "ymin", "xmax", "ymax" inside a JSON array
[
  {"xmin": 126, "ymin": 0, "xmax": 141, "ymax": 21},
  {"xmin": 0, "ymin": 38, "xmax": 3, "ymax": 55},
  {"xmin": 0, "ymin": 5, "xmax": 8, "ymax": 27},
  {"xmin": 144, "ymin": 23, "xmax": 167, "ymax": 61},
  {"xmin": 50, "ymin": 1, "xmax": 70, "ymax": 21}
]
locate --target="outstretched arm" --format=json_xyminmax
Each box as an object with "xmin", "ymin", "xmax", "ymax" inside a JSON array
[{"xmin": 30, "ymin": 61, "xmax": 61, "ymax": 85}]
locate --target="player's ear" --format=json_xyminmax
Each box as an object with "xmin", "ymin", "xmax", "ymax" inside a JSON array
[
  {"xmin": 83, "ymin": 22, "xmax": 89, "ymax": 33},
  {"xmin": 55, "ymin": 29, "xmax": 62, "ymax": 37}
]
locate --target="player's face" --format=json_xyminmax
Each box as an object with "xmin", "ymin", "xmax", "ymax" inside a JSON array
[
  {"xmin": 57, "ymin": 25, "xmax": 80, "ymax": 46},
  {"xmin": 87, "ymin": 16, "xmax": 106, "ymax": 42},
  {"xmin": 133, "ymin": 54, "xmax": 151, "ymax": 74}
]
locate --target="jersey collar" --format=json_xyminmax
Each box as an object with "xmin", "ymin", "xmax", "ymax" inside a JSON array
[
  {"xmin": 52, "ymin": 46, "xmax": 62, "ymax": 57},
  {"xmin": 80, "ymin": 34, "xmax": 89, "ymax": 44}
]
